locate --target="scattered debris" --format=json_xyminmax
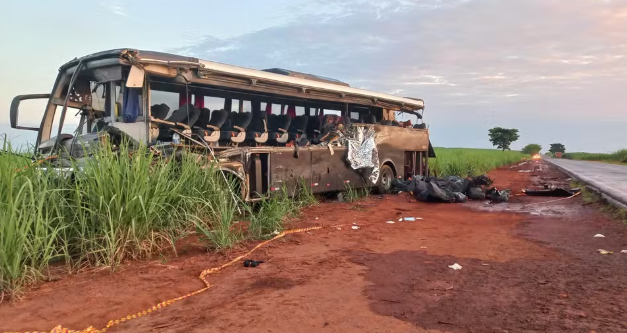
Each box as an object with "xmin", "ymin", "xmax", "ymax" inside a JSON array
[
  {"xmin": 621, "ymin": 250, "xmax": 627, "ymax": 254},
  {"xmin": 244, "ymin": 260, "xmax": 265, "ymax": 268},
  {"xmin": 420, "ymin": 246, "xmax": 427, "ymax": 249},
  {"xmin": 523, "ymin": 186, "xmax": 581, "ymax": 197},
  {"xmin": 481, "ymin": 263, "xmax": 490, "ymax": 266},
  {"xmin": 392, "ymin": 175, "xmax": 498, "ymax": 203},
  {"xmin": 449, "ymin": 263, "xmax": 463, "ymax": 270},
  {"xmin": 351, "ymin": 225, "xmax": 360, "ymax": 230},
  {"xmin": 593, "ymin": 234, "xmax": 605, "ymax": 238},
  {"xmin": 315, "ymin": 217, "xmax": 319, "ymax": 220},
  {"xmin": 518, "ymin": 170, "xmax": 533, "ymax": 173},
  {"xmin": 336, "ymin": 227, "xmax": 342, "ymax": 230},
  {"xmin": 386, "ymin": 221, "xmax": 395, "ymax": 224},
  {"xmin": 486, "ymin": 187, "xmax": 511, "ymax": 203},
  {"xmin": 597, "ymin": 249, "xmax": 613, "ymax": 255},
  {"xmin": 403, "ymin": 217, "xmax": 417, "ymax": 222}
]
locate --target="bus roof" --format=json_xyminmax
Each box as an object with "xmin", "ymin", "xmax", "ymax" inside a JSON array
[{"xmin": 60, "ymin": 49, "xmax": 424, "ymax": 110}]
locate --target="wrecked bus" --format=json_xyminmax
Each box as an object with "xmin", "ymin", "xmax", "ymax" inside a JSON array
[{"xmin": 9, "ymin": 49, "xmax": 435, "ymax": 200}]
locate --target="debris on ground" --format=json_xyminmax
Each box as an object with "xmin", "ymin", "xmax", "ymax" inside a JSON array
[
  {"xmin": 621, "ymin": 250, "xmax": 627, "ymax": 254},
  {"xmin": 386, "ymin": 221, "xmax": 395, "ymax": 224},
  {"xmin": 523, "ymin": 186, "xmax": 581, "ymax": 197},
  {"xmin": 593, "ymin": 234, "xmax": 606, "ymax": 238},
  {"xmin": 518, "ymin": 170, "xmax": 533, "ymax": 173},
  {"xmin": 244, "ymin": 260, "xmax": 265, "ymax": 268},
  {"xmin": 392, "ymin": 175, "xmax": 508, "ymax": 203},
  {"xmin": 351, "ymin": 225, "xmax": 360, "ymax": 230},
  {"xmin": 449, "ymin": 263, "xmax": 463, "ymax": 270},
  {"xmin": 597, "ymin": 249, "xmax": 613, "ymax": 255},
  {"xmin": 486, "ymin": 187, "xmax": 511, "ymax": 203}
]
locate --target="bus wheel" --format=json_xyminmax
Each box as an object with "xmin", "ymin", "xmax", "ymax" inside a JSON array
[{"xmin": 376, "ymin": 165, "xmax": 394, "ymax": 194}]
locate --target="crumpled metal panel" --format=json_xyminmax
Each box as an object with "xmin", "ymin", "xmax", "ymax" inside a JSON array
[{"xmin": 346, "ymin": 126, "xmax": 380, "ymax": 183}]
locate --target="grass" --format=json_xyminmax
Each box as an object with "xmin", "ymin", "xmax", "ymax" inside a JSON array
[
  {"xmin": 1, "ymin": 135, "xmax": 321, "ymax": 297},
  {"xmin": 430, "ymin": 148, "xmax": 527, "ymax": 177},
  {"xmin": 343, "ymin": 183, "xmax": 371, "ymax": 202},
  {"xmin": 563, "ymin": 150, "xmax": 627, "ymax": 165},
  {"xmin": 1, "ymin": 141, "xmax": 523, "ymax": 297},
  {"xmin": 573, "ymin": 181, "xmax": 627, "ymax": 223}
]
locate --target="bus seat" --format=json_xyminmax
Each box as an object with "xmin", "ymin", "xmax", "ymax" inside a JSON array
[
  {"xmin": 166, "ymin": 103, "xmax": 201, "ymax": 127},
  {"xmin": 193, "ymin": 108, "xmax": 228, "ymax": 143},
  {"xmin": 307, "ymin": 116, "xmax": 322, "ymax": 144},
  {"xmin": 360, "ymin": 114, "xmax": 376, "ymax": 124},
  {"xmin": 267, "ymin": 114, "xmax": 292, "ymax": 144},
  {"xmin": 413, "ymin": 123, "xmax": 427, "ymax": 129},
  {"xmin": 151, "ymin": 104, "xmax": 170, "ymax": 120},
  {"xmin": 195, "ymin": 107, "xmax": 211, "ymax": 127},
  {"xmin": 220, "ymin": 111, "xmax": 253, "ymax": 143},
  {"xmin": 288, "ymin": 115, "xmax": 309, "ymax": 142},
  {"xmin": 152, "ymin": 103, "xmax": 201, "ymax": 141},
  {"xmin": 246, "ymin": 111, "xmax": 269, "ymax": 144}
]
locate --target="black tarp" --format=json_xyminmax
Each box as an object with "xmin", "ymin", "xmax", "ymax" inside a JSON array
[{"xmin": 392, "ymin": 175, "xmax": 505, "ymax": 203}]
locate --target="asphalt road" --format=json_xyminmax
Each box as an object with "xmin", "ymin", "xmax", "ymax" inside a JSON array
[{"xmin": 547, "ymin": 158, "xmax": 627, "ymax": 206}]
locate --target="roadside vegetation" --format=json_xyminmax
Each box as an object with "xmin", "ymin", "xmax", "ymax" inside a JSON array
[
  {"xmin": 522, "ymin": 144, "xmax": 542, "ymax": 155},
  {"xmin": 0, "ymin": 138, "xmax": 317, "ymax": 299},
  {"xmin": 430, "ymin": 147, "xmax": 527, "ymax": 177},
  {"xmin": 572, "ymin": 181, "xmax": 627, "ymax": 223},
  {"xmin": 563, "ymin": 150, "xmax": 627, "ymax": 164},
  {"xmin": 0, "ymin": 138, "xmax": 528, "ymax": 298}
]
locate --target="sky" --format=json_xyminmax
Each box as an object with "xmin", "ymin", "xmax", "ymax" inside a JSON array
[{"xmin": 1, "ymin": 0, "xmax": 626, "ymax": 152}]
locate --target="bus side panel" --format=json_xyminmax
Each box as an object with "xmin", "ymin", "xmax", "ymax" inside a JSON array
[
  {"xmin": 371, "ymin": 125, "xmax": 430, "ymax": 177},
  {"xmin": 269, "ymin": 148, "xmax": 312, "ymax": 196},
  {"xmin": 310, "ymin": 147, "xmax": 365, "ymax": 192}
]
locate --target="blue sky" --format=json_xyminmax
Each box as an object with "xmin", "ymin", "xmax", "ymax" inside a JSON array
[{"xmin": 1, "ymin": 0, "xmax": 626, "ymax": 152}]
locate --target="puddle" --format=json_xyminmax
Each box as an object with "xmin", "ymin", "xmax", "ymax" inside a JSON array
[{"xmin": 463, "ymin": 201, "xmax": 576, "ymax": 217}]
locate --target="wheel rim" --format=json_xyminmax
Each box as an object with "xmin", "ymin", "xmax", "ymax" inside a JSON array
[{"xmin": 381, "ymin": 170, "xmax": 392, "ymax": 189}]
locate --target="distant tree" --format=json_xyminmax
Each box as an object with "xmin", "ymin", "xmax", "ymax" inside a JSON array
[
  {"xmin": 522, "ymin": 144, "xmax": 542, "ymax": 155},
  {"xmin": 549, "ymin": 143, "xmax": 566, "ymax": 154},
  {"xmin": 488, "ymin": 127, "xmax": 520, "ymax": 151}
]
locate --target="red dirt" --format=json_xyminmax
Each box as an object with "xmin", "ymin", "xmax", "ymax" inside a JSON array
[{"xmin": 2, "ymin": 160, "xmax": 627, "ymax": 333}]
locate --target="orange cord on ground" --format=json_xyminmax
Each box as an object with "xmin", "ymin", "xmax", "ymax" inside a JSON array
[{"xmin": 2, "ymin": 226, "xmax": 323, "ymax": 333}]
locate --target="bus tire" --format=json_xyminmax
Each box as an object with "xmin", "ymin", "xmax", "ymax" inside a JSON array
[{"xmin": 376, "ymin": 165, "xmax": 394, "ymax": 194}]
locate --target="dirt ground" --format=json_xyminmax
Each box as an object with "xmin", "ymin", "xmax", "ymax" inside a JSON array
[{"xmin": 2, "ymin": 160, "xmax": 627, "ymax": 333}]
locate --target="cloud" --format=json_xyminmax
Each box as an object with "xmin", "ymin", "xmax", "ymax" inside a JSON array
[
  {"xmin": 173, "ymin": 0, "xmax": 627, "ymax": 152},
  {"xmin": 99, "ymin": 2, "xmax": 133, "ymax": 19}
]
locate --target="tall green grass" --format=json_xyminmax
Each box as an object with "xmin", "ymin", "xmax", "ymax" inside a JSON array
[
  {"xmin": 563, "ymin": 150, "xmax": 627, "ymax": 164},
  {"xmin": 0, "ymin": 139, "xmax": 245, "ymax": 296},
  {"xmin": 1, "ymin": 137, "xmax": 320, "ymax": 297},
  {"xmin": 1, "ymin": 141, "xmax": 524, "ymax": 297},
  {"xmin": 429, "ymin": 148, "xmax": 527, "ymax": 177}
]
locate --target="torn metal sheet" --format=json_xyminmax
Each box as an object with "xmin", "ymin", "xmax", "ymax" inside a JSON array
[{"xmin": 346, "ymin": 126, "xmax": 380, "ymax": 183}]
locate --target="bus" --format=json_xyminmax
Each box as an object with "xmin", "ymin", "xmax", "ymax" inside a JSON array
[{"xmin": 9, "ymin": 49, "xmax": 435, "ymax": 201}]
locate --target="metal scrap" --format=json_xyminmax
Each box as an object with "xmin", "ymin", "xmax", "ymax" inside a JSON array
[{"xmin": 346, "ymin": 126, "xmax": 380, "ymax": 183}]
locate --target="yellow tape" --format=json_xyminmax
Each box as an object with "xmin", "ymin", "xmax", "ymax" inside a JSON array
[{"xmin": 3, "ymin": 226, "xmax": 322, "ymax": 333}]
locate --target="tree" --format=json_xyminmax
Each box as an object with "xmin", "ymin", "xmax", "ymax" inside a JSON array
[
  {"xmin": 488, "ymin": 127, "xmax": 520, "ymax": 151},
  {"xmin": 522, "ymin": 144, "xmax": 542, "ymax": 155},
  {"xmin": 549, "ymin": 143, "xmax": 566, "ymax": 154}
]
